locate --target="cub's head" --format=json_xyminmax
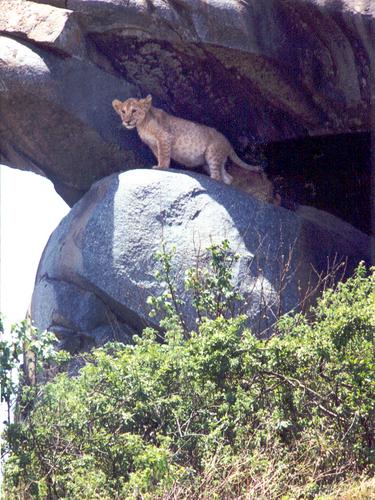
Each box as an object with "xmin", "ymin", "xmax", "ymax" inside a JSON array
[{"xmin": 112, "ymin": 95, "xmax": 152, "ymax": 129}]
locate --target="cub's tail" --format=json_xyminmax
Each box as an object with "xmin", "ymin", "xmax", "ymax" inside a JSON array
[{"xmin": 229, "ymin": 149, "xmax": 263, "ymax": 173}]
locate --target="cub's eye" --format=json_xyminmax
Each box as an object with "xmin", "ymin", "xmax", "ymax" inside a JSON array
[
  {"xmin": 131, "ymin": 109, "xmax": 136, "ymax": 114},
  {"xmin": 121, "ymin": 109, "xmax": 126, "ymax": 114}
]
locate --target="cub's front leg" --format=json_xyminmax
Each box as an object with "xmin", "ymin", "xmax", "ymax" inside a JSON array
[{"xmin": 152, "ymin": 134, "xmax": 172, "ymax": 170}]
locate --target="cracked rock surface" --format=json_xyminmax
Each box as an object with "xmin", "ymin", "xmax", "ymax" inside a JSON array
[{"xmin": 31, "ymin": 170, "xmax": 373, "ymax": 351}]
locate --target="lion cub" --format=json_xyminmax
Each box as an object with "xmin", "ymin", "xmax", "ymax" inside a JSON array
[{"xmin": 112, "ymin": 95, "xmax": 262, "ymax": 185}]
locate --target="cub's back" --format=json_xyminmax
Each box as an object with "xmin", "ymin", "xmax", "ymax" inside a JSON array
[{"xmin": 156, "ymin": 108, "xmax": 220, "ymax": 142}]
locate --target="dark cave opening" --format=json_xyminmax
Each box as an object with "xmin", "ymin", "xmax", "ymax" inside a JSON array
[{"xmin": 264, "ymin": 132, "xmax": 372, "ymax": 235}]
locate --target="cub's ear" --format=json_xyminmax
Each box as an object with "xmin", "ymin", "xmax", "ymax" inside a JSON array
[
  {"xmin": 112, "ymin": 99, "xmax": 122, "ymax": 113},
  {"xmin": 143, "ymin": 94, "xmax": 152, "ymax": 109}
]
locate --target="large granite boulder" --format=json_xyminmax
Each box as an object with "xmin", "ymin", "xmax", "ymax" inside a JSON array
[
  {"xmin": 1, "ymin": 0, "xmax": 374, "ymax": 206},
  {"xmin": 31, "ymin": 169, "xmax": 373, "ymax": 352}
]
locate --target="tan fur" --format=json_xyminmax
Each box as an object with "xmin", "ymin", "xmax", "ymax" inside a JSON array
[
  {"xmin": 228, "ymin": 164, "xmax": 281, "ymax": 206},
  {"xmin": 112, "ymin": 95, "xmax": 262, "ymax": 185}
]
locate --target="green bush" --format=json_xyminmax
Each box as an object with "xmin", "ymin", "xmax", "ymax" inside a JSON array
[{"xmin": 2, "ymin": 245, "xmax": 374, "ymax": 499}]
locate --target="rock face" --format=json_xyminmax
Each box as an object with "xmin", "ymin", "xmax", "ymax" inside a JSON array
[
  {"xmin": 1, "ymin": 0, "xmax": 374, "ymax": 206},
  {"xmin": 31, "ymin": 170, "xmax": 373, "ymax": 352},
  {"xmin": 0, "ymin": 31, "xmax": 150, "ymax": 204},
  {"xmin": 3, "ymin": 0, "xmax": 374, "ymax": 351}
]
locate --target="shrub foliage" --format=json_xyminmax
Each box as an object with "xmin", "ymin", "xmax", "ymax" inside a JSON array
[{"xmin": 1, "ymin": 243, "xmax": 374, "ymax": 499}]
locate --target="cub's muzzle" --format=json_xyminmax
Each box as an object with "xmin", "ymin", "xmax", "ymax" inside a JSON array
[{"xmin": 123, "ymin": 121, "xmax": 136, "ymax": 129}]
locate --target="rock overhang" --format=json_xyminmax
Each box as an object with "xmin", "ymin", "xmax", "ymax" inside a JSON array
[{"xmin": 0, "ymin": 0, "xmax": 373, "ymax": 208}]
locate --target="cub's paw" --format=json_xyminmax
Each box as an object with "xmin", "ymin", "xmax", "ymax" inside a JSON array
[{"xmin": 223, "ymin": 174, "xmax": 233, "ymax": 185}]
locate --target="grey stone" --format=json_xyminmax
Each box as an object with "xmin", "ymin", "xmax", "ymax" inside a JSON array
[
  {"xmin": 0, "ymin": 1, "xmax": 85, "ymax": 57},
  {"xmin": 31, "ymin": 170, "xmax": 373, "ymax": 350},
  {"xmin": 66, "ymin": 0, "xmax": 375, "ymax": 142},
  {"xmin": 32, "ymin": 275, "xmax": 134, "ymax": 352},
  {"xmin": 0, "ymin": 34, "xmax": 151, "ymax": 205}
]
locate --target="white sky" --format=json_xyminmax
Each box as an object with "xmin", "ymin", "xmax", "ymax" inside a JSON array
[
  {"xmin": 0, "ymin": 166, "xmax": 69, "ymax": 465},
  {"xmin": 0, "ymin": 165, "xmax": 69, "ymax": 329}
]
